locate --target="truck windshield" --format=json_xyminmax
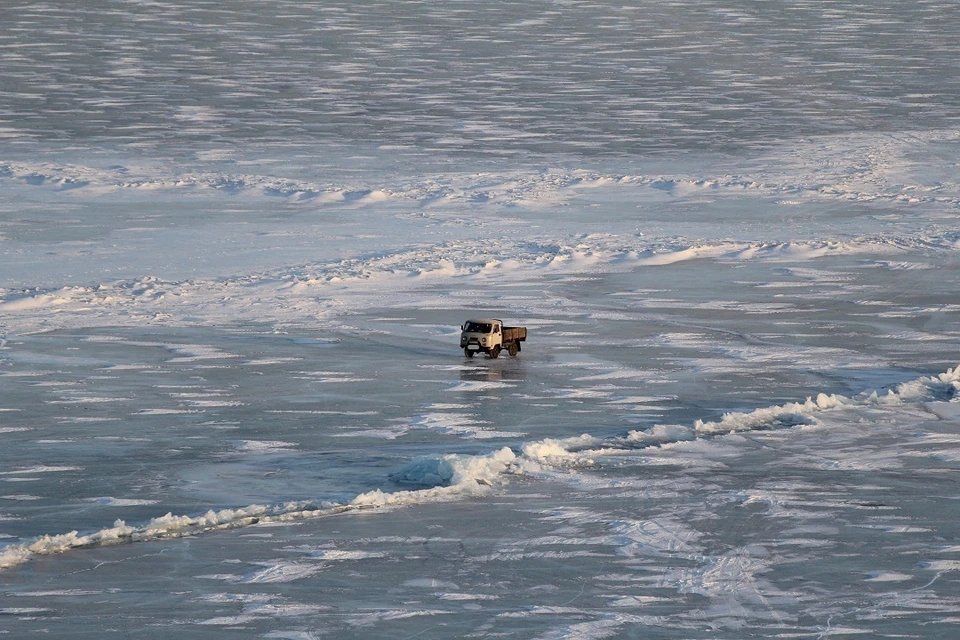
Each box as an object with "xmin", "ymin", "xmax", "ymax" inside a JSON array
[{"xmin": 464, "ymin": 322, "xmax": 493, "ymax": 333}]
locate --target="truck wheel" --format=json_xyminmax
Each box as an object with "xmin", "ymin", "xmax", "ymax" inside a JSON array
[
  {"xmin": 508, "ymin": 342, "xmax": 518, "ymax": 357},
  {"xmin": 464, "ymin": 348, "xmax": 473, "ymax": 358},
  {"xmin": 489, "ymin": 345, "xmax": 500, "ymax": 359}
]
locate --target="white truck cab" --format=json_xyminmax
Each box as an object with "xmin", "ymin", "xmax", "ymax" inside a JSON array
[{"xmin": 460, "ymin": 318, "xmax": 526, "ymax": 359}]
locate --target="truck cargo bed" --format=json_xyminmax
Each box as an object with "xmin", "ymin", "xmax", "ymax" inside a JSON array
[{"xmin": 502, "ymin": 327, "xmax": 527, "ymax": 342}]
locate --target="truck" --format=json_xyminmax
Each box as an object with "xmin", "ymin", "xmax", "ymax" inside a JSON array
[{"xmin": 460, "ymin": 318, "xmax": 527, "ymax": 358}]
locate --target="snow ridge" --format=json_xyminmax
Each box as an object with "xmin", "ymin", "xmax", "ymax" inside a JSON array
[
  {"xmin": 5, "ymin": 129, "xmax": 960, "ymax": 209},
  {"xmin": 3, "ymin": 233, "xmax": 958, "ymax": 335}
]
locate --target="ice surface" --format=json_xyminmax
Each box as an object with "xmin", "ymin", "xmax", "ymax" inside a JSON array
[{"xmin": 3, "ymin": 1, "xmax": 960, "ymax": 638}]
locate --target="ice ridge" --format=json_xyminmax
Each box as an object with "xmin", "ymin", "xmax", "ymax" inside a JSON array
[
  {"xmin": 2, "ymin": 366, "xmax": 957, "ymax": 572},
  {"xmin": 632, "ymin": 365, "xmax": 960, "ymax": 440}
]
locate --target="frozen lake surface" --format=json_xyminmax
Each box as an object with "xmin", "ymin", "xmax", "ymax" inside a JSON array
[{"xmin": 2, "ymin": 1, "xmax": 960, "ymax": 638}]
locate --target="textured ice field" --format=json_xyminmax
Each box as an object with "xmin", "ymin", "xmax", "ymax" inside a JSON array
[
  {"xmin": 3, "ymin": 0, "xmax": 960, "ymax": 638},
  {"xmin": 3, "ymin": 136, "xmax": 960, "ymax": 638},
  {"xmin": 3, "ymin": 0, "xmax": 960, "ymax": 154}
]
